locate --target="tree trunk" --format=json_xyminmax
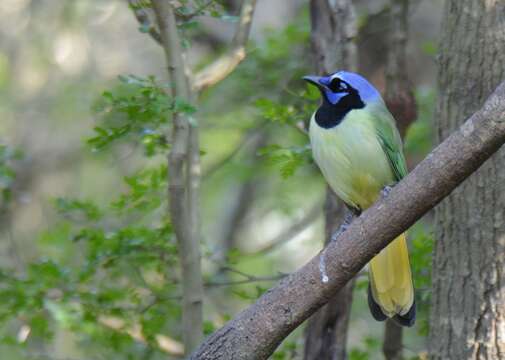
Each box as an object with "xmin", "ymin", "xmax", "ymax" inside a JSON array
[
  {"xmin": 151, "ymin": 0, "xmax": 204, "ymax": 353},
  {"xmin": 429, "ymin": 1, "xmax": 505, "ymax": 359},
  {"xmin": 304, "ymin": 1, "xmax": 357, "ymax": 359}
]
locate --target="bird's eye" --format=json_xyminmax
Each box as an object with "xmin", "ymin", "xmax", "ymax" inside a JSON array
[
  {"xmin": 328, "ymin": 78, "xmax": 348, "ymax": 93},
  {"xmin": 328, "ymin": 78, "xmax": 341, "ymax": 92}
]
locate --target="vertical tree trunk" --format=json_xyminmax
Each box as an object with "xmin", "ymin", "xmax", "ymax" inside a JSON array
[
  {"xmin": 304, "ymin": 1, "xmax": 357, "ymax": 359},
  {"xmin": 429, "ymin": 1, "xmax": 505, "ymax": 359},
  {"xmin": 151, "ymin": 1, "xmax": 204, "ymax": 353}
]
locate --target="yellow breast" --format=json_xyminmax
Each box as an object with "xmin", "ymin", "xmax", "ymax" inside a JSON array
[{"xmin": 309, "ymin": 109, "xmax": 395, "ymax": 210}]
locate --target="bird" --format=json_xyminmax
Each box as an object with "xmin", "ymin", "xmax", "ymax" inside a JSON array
[{"xmin": 304, "ymin": 70, "xmax": 415, "ymax": 327}]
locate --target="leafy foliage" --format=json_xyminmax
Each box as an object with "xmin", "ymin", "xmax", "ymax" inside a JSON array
[
  {"xmin": 0, "ymin": 171, "xmax": 179, "ymax": 356},
  {"xmin": 89, "ymin": 75, "xmax": 195, "ymax": 156},
  {"xmin": 0, "ymin": 72, "xmax": 184, "ymax": 357}
]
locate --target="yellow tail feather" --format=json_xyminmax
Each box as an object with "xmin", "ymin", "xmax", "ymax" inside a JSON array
[{"xmin": 369, "ymin": 233, "xmax": 414, "ymax": 317}]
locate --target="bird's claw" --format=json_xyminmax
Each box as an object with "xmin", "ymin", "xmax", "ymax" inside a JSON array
[
  {"xmin": 330, "ymin": 224, "xmax": 347, "ymax": 242},
  {"xmin": 330, "ymin": 211, "xmax": 355, "ymax": 242},
  {"xmin": 381, "ymin": 185, "xmax": 394, "ymax": 199}
]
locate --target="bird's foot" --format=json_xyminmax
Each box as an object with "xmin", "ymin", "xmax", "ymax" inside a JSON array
[
  {"xmin": 330, "ymin": 224, "xmax": 349, "ymax": 242},
  {"xmin": 330, "ymin": 211, "xmax": 355, "ymax": 242},
  {"xmin": 380, "ymin": 184, "xmax": 395, "ymax": 199},
  {"xmin": 321, "ymin": 210, "xmax": 357, "ymax": 283}
]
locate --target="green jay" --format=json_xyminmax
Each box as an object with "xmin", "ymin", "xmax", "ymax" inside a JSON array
[{"xmin": 304, "ymin": 71, "xmax": 415, "ymax": 327}]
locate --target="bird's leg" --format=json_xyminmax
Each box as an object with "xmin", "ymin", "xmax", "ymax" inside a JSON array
[
  {"xmin": 320, "ymin": 208, "xmax": 358, "ymax": 284},
  {"xmin": 330, "ymin": 210, "xmax": 356, "ymax": 242}
]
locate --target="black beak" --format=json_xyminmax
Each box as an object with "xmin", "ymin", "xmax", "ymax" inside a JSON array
[{"xmin": 303, "ymin": 75, "xmax": 322, "ymax": 88}]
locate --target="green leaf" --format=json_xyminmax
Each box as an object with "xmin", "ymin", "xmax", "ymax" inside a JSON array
[
  {"xmin": 89, "ymin": 75, "xmax": 178, "ymax": 156},
  {"xmin": 55, "ymin": 198, "xmax": 102, "ymax": 221}
]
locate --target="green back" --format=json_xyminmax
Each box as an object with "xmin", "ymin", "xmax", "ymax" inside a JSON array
[{"xmin": 372, "ymin": 105, "xmax": 408, "ymax": 181}]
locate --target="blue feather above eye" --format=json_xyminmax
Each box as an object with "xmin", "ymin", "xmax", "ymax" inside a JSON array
[
  {"xmin": 314, "ymin": 71, "xmax": 382, "ymax": 105},
  {"xmin": 334, "ymin": 71, "xmax": 382, "ymax": 103}
]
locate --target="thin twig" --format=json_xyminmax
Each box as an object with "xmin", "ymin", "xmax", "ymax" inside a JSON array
[
  {"xmin": 206, "ymin": 273, "xmax": 287, "ymax": 287},
  {"xmin": 127, "ymin": 0, "xmax": 162, "ymax": 45},
  {"xmin": 202, "ymin": 124, "xmax": 266, "ymax": 179},
  {"xmin": 192, "ymin": 0, "xmax": 257, "ymax": 91},
  {"xmin": 248, "ymin": 202, "xmax": 322, "ymax": 255}
]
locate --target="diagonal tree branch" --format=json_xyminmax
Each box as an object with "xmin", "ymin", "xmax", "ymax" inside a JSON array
[
  {"xmin": 192, "ymin": 0, "xmax": 257, "ymax": 92},
  {"xmin": 190, "ymin": 80, "xmax": 505, "ymax": 359}
]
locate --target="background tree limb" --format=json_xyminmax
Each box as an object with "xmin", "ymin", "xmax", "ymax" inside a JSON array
[
  {"xmin": 384, "ymin": 0, "xmax": 416, "ymax": 139},
  {"xmin": 192, "ymin": 0, "xmax": 257, "ymax": 91},
  {"xmin": 151, "ymin": 0, "xmax": 204, "ymax": 353},
  {"xmin": 190, "ymin": 80, "xmax": 505, "ymax": 359}
]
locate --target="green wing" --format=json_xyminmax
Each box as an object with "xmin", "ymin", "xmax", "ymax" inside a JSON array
[{"xmin": 373, "ymin": 106, "xmax": 408, "ymax": 181}]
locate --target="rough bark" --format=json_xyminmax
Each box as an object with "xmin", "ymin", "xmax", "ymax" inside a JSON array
[
  {"xmin": 304, "ymin": 1, "xmax": 357, "ymax": 359},
  {"xmin": 429, "ymin": 1, "xmax": 505, "ymax": 359},
  {"xmin": 151, "ymin": 0, "xmax": 204, "ymax": 353},
  {"xmin": 190, "ymin": 80, "xmax": 505, "ymax": 360}
]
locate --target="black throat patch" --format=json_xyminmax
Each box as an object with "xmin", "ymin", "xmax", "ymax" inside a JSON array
[{"xmin": 314, "ymin": 89, "xmax": 365, "ymax": 129}]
